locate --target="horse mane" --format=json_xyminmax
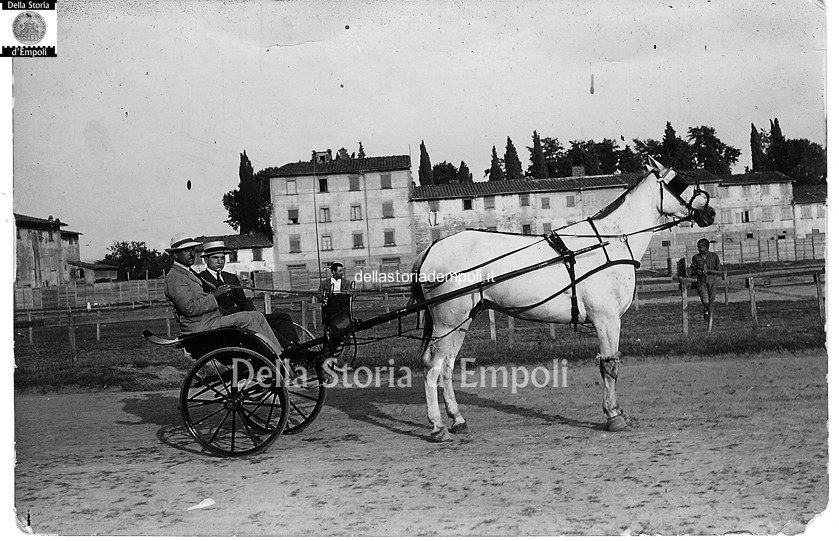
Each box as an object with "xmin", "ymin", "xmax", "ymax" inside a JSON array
[{"xmin": 589, "ymin": 171, "xmax": 649, "ymax": 220}]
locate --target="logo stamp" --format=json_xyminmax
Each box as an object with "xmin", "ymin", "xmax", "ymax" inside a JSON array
[{"xmin": 12, "ymin": 11, "xmax": 45, "ymax": 45}]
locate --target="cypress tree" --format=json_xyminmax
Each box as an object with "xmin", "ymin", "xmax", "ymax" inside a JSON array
[
  {"xmin": 418, "ymin": 140, "xmax": 434, "ymax": 186},
  {"xmin": 488, "ymin": 146, "xmax": 505, "ymax": 182},
  {"xmin": 750, "ymin": 123, "xmax": 766, "ymax": 172},
  {"xmin": 528, "ymin": 131, "xmax": 549, "ymax": 179},
  {"xmin": 457, "ymin": 161, "xmax": 473, "ymax": 183},
  {"xmin": 767, "ymin": 118, "xmax": 787, "ymax": 174},
  {"xmin": 358, "ymin": 142, "xmax": 366, "ymax": 159},
  {"xmin": 504, "ymin": 136, "xmax": 524, "ymax": 180}
]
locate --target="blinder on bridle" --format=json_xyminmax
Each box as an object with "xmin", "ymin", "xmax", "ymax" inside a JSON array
[{"xmin": 657, "ymin": 169, "xmax": 716, "ymax": 227}]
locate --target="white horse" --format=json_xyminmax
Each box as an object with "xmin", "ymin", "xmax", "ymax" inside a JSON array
[{"xmin": 410, "ymin": 160, "xmax": 716, "ymax": 441}]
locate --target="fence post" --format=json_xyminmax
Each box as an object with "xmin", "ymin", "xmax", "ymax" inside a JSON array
[
  {"xmin": 549, "ymin": 322, "xmax": 556, "ymax": 339},
  {"xmin": 311, "ymin": 304, "xmax": 318, "ymax": 329},
  {"xmin": 748, "ymin": 276, "xmax": 758, "ymax": 325},
  {"xmin": 488, "ymin": 310, "xmax": 497, "ymax": 343},
  {"xmin": 27, "ymin": 312, "xmax": 33, "ymax": 344},
  {"xmin": 300, "ymin": 300, "xmax": 308, "ymax": 333},
  {"xmin": 634, "ymin": 282, "xmax": 640, "ymax": 312},
  {"xmin": 507, "ymin": 315, "xmax": 515, "ymax": 347},
  {"xmin": 67, "ymin": 309, "xmax": 77, "ymax": 364},
  {"xmin": 680, "ymin": 281, "xmax": 689, "ymax": 336},
  {"xmin": 263, "ymin": 292, "xmax": 272, "ymax": 314},
  {"xmin": 96, "ymin": 310, "xmax": 101, "ymax": 341},
  {"xmin": 166, "ymin": 316, "xmax": 171, "ymax": 338},
  {"xmin": 723, "ymin": 271, "xmax": 729, "ymax": 305},
  {"xmin": 815, "ymin": 272, "xmax": 825, "ymax": 326}
]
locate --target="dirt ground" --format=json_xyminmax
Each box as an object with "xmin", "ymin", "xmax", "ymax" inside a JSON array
[{"xmin": 14, "ymin": 351, "xmax": 827, "ymax": 535}]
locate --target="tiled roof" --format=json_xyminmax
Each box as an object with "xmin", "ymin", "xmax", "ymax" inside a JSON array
[
  {"xmin": 792, "ymin": 184, "xmax": 827, "ymax": 205},
  {"xmin": 69, "ymin": 260, "xmax": 119, "ymax": 270},
  {"xmin": 410, "ymin": 169, "xmax": 721, "ymax": 201},
  {"xmin": 719, "ymin": 171, "xmax": 793, "ymax": 186},
  {"xmin": 267, "ymin": 155, "xmax": 411, "ymax": 177},
  {"xmin": 60, "ymin": 230, "xmax": 83, "ymax": 236},
  {"xmin": 14, "ymin": 213, "xmax": 68, "ymax": 227},
  {"xmin": 196, "ymin": 232, "xmax": 273, "ymax": 249},
  {"xmin": 411, "ymin": 174, "xmax": 629, "ymax": 201}
]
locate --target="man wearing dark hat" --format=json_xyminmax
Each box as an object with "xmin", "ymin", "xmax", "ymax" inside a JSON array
[
  {"xmin": 690, "ymin": 237, "xmax": 722, "ymax": 325},
  {"xmin": 198, "ymin": 240, "xmax": 300, "ymax": 347},
  {"xmin": 163, "ymin": 233, "xmax": 285, "ymax": 354}
]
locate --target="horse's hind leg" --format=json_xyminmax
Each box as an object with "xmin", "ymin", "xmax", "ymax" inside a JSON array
[
  {"xmin": 440, "ymin": 332, "xmax": 469, "ymax": 435},
  {"xmin": 594, "ymin": 315, "xmax": 627, "ymax": 431},
  {"xmin": 423, "ymin": 340, "xmax": 452, "ymax": 442}
]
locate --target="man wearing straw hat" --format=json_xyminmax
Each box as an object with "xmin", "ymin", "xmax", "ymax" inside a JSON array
[
  {"xmin": 198, "ymin": 240, "xmax": 300, "ymax": 346},
  {"xmin": 163, "ymin": 233, "xmax": 285, "ymax": 354}
]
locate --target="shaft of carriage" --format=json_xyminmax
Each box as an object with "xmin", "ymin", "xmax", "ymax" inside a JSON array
[{"xmin": 280, "ymin": 241, "xmax": 609, "ymax": 359}]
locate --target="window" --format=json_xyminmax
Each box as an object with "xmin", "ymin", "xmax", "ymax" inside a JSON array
[
  {"xmin": 778, "ymin": 233, "xmax": 786, "ymax": 240},
  {"xmin": 350, "ymin": 205, "xmax": 362, "ymax": 221},
  {"xmin": 746, "ymin": 232, "xmax": 754, "ymax": 239},
  {"xmin": 583, "ymin": 192, "xmax": 596, "ymax": 207},
  {"xmin": 519, "ymin": 194, "xmax": 530, "ymax": 207},
  {"xmin": 720, "ymin": 210, "xmax": 732, "ymax": 224},
  {"xmin": 352, "ymin": 232, "xmax": 364, "ymax": 248},
  {"xmin": 429, "ymin": 200, "xmax": 440, "ymax": 212},
  {"xmin": 229, "ymin": 250, "xmax": 238, "ymax": 262},
  {"xmin": 288, "ymin": 208, "xmax": 299, "ymax": 224},
  {"xmin": 48, "ymin": 231, "xmax": 54, "ymax": 242},
  {"xmin": 661, "ymin": 240, "xmax": 671, "ymax": 247},
  {"xmin": 782, "ymin": 206, "xmax": 793, "ymax": 220},
  {"xmin": 319, "ymin": 207, "xmax": 331, "ymax": 223},
  {"xmin": 801, "ymin": 205, "xmax": 812, "ymax": 219},
  {"xmin": 761, "ymin": 184, "xmax": 771, "ymax": 196},
  {"xmin": 431, "ymin": 228, "xmax": 442, "ymax": 242},
  {"xmin": 484, "ymin": 196, "xmax": 495, "ymax": 210},
  {"xmin": 349, "ymin": 174, "xmax": 360, "ymax": 191},
  {"xmin": 380, "ymin": 173, "xmax": 392, "ymax": 189},
  {"xmin": 318, "ymin": 178, "xmax": 328, "ymax": 193},
  {"xmin": 354, "ymin": 259, "xmax": 366, "ymax": 267},
  {"xmin": 741, "ymin": 186, "xmax": 750, "ymax": 198},
  {"xmin": 817, "ymin": 205, "xmax": 825, "ymax": 218},
  {"xmin": 753, "ymin": 185, "xmax": 761, "ymax": 196},
  {"xmin": 253, "ymin": 248, "xmax": 263, "ymax": 261},
  {"xmin": 286, "ymin": 179, "xmax": 297, "ymax": 195},
  {"xmin": 289, "ymin": 235, "xmax": 301, "ymax": 253},
  {"xmin": 522, "ymin": 224, "xmax": 532, "ymax": 235},
  {"xmin": 321, "ymin": 235, "xmax": 333, "ymax": 251},
  {"xmin": 566, "ymin": 195, "xmax": 576, "ymax": 207},
  {"xmin": 463, "ymin": 199, "xmax": 473, "ymax": 211},
  {"xmin": 541, "ymin": 197, "xmax": 551, "ymax": 209},
  {"xmin": 762, "ymin": 208, "xmax": 773, "ymax": 221},
  {"xmin": 705, "ymin": 184, "xmax": 717, "ymax": 198},
  {"xmin": 542, "ymin": 223, "xmax": 552, "ymax": 234},
  {"xmin": 383, "ymin": 201, "xmax": 394, "ymax": 218},
  {"xmin": 741, "ymin": 210, "xmax": 751, "ymax": 223},
  {"xmin": 384, "ymin": 229, "xmax": 396, "ymax": 246}
]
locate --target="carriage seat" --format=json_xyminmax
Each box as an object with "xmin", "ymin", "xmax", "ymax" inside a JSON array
[{"xmin": 142, "ymin": 326, "xmax": 278, "ymax": 361}]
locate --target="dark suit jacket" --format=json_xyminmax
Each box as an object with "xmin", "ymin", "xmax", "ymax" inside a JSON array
[
  {"xmin": 690, "ymin": 251, "xmax": 722, "ymax": 287},
  {"xmin": 164, "ymin": 263, "xmax": 222, "ymax": 334},
  {"xmin": 198, "ymin": 269, "xmax": 256, "ymax": 315},
  {"xmin": 319, "ymin": 276, "xmax": 350, "ymax": 302}
]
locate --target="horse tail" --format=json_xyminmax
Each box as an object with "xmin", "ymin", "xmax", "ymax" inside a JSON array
[{"xmin": 409, "ymin": 244, "xmax": 435, "ymax": 353}]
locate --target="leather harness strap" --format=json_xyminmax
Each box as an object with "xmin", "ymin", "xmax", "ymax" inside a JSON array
[{"xmin": 546, "ymin": 232, "xmax": 580, "ymax": 329}]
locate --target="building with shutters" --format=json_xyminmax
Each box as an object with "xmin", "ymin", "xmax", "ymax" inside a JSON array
[{"xmin": 267, "ymin": 151, "xmax": 415, "ymax": 290}]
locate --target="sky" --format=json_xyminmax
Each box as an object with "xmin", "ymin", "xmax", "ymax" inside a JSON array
[{"xmin": 10, "ymin": 0, "xmax": 826, "ymax": 260}]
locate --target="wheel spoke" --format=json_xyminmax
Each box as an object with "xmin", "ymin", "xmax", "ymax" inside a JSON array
[
  {"xmin": 190, "ymin": 406, "xmax": 226, "ymax": 426},
  {"xmin": 208, "ymin": 409, "xmax": 232, "ymax": 444},
  {"xmin": 288, "ymin": 389, "xmax": 319, "ymax": 402},
  {"xmin": 236, "ymin": 410, "xmax": 261, "ymax": 446},
  {"xmin": 186, "ymin": 397, "xmax": 226, "ymax": 407}
]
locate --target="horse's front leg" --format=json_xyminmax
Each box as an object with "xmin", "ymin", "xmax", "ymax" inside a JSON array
[
  {"xmin": 594, "ymin": 315, "xmax": 627, "ymax": 431},
  {"xmin": 423, "ymin": 344, "xmax": 452, "ymax": 442}
]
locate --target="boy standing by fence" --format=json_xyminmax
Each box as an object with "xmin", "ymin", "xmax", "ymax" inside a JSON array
[{"xmin": 690, "ymin": 238, "xmax": 722, "ymax": 326}]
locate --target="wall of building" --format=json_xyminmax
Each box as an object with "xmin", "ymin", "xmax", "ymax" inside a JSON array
[
  {"xmin": 414, "ymin": 187, "xmax": 626, "ymax": 251},
  {"xmin": 793, "ymin": 201, "xmax": 827, "ymax": 237},
  {"xmin": 16, "ymin": 226, "xmax": 65, "ymax": 287},
  {"xmin": 270, "ymin": 169, "xmax": 416, "ymax": 289}
]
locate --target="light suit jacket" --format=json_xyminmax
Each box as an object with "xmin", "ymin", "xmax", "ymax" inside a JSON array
[{"xmin": 165, "ymin": 263, "xmax": 222, "ymax": 334}]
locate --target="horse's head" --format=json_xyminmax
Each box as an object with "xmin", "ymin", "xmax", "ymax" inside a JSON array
[{"xmin": 646, "ymin": 158, "xmax": 716, "ymax": 227}]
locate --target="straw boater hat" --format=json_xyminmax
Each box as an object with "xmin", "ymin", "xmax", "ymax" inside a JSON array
[
  {"xmin": 201, "ymin": 240, "xmax": 233, "ymax": 256},
  {"xmin": 165, "ymin": 233, "xmax": 202, "ymax": 253}
]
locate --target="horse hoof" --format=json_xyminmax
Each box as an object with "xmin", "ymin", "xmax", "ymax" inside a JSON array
[
  {"xmin": 451, "ymin": 421, "xmax": 470, "ymax": 436},
  {"xmin": 431, "ymin": 427, "xmax": 452, "ymax": 442},
  {"xmin": 606, "ymin": 415, "xmax": 627, "ymax": 432}
]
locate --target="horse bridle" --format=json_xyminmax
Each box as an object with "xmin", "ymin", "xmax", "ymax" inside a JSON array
[{"xmin": 654, "ymin": 168, "xmax": 711, "ymax": 223}]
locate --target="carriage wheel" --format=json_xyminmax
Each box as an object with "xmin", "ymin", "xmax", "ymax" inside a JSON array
[
  {"xmin": 283, "ymin": 326, "xmax": 328, "ymax": 435},
  {"xmin": 180, "ymin": 347, "xmax": 289, "ymax": 457}
]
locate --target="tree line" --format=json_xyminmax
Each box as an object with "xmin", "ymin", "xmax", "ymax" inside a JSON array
[{"xmin": 417, "ymin": 119, "xmax": 826, "ymax": 186}]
